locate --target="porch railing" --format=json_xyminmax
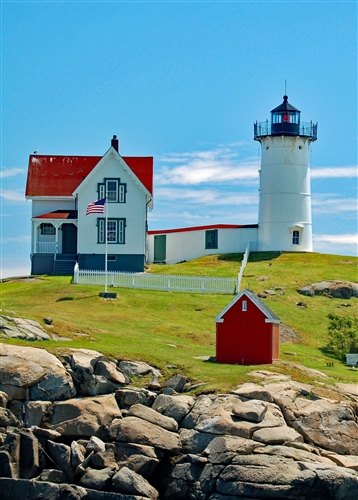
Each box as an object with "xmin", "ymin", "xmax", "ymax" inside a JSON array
[
  {"xmin": 36, "ymin": 242, "xmax": 57, "ymax": 253},
  {"xmin": 74, "ymin": 265, "xmax": 237, "ymax": 294}
]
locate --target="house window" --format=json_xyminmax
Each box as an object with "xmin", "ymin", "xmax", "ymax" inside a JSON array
[
  {"xmin": 107, "ymin": 255, "xmax": 117, "ymax": 261},
  {"xmin": 40, "ymin": 223, "xmax": 55, "ymax": 235},
  {"xmin": 98, "ymin": 179, "xmax": 126, "ymax": 203},
  {"xmin": 242, "ymin": 300, "xmax": 247, "ymax": 312},
  {"xmin": 205, "ymin": 229, "xmax": 218, "ymax": 249},
  {"xmin": 97, "ymin": 218, "xmax": 126, "ymax": 244},
  {"xmin": 292, "ymin": 230, "xmax": 300, "ymax": 245}
]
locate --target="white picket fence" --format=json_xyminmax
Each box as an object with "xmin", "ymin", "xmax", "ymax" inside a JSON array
[
  {"xmin": 74, "ymin": 265, "xmax": 237, "ymax": 294},
  {"xmin": 237, "ymin": 242, "xmax": 251, "ymax": 291}
]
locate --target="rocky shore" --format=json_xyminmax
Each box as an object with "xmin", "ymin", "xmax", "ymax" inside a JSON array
[{"xmin": 0, "ymin": 343, "xmax": 357, "ymax": 499}]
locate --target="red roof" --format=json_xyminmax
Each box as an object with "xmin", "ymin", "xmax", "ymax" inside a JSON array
[
  {"xmin": 33, "ymin": 210, "xmax": 78, "ymax": 219},
  {"xmin": 25, "ymin": 154, "xmax": 153, "ymax": 197},
  {"xmin": 148, "ymin": 224, "xmax": 258, "ymax": 235}
]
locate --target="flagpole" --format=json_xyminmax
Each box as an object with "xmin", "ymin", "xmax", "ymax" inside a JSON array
[{"xmin": 105, "ymin": 194, "xmax": 108, "ymax": 293}]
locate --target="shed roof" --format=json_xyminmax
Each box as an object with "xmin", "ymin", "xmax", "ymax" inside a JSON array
[
  {"xmin": 215, "ymin": 289, "xmax": 281, "ymax": 323},
  {"xmin": 25, "ymin": 154, "xmax": 153, "ymax": 197}
]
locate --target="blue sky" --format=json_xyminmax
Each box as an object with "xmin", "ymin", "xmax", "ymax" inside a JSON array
[{"xmin": 1, "ymin": 0, "xmax": 357, "ymax": 278}]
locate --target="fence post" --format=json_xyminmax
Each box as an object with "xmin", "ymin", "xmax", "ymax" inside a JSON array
[
  {"xmin": 74, "ymin": 263, "xmax": 79, "ymax": 284},
  {"xmin": 168, "ymin": 277, "xmax": 171, "ymax": 292}
]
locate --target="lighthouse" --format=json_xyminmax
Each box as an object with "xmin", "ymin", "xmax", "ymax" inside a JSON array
[{"xmin": 254, "ymin": 96, "xmax": 317, "ymax": 252}]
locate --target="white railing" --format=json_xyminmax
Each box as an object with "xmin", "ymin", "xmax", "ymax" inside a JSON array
[
  {"xmin": 74, "ymin": 264, "xmax": 236, "ymax": 294},
  {"xmin": 36, "ymin": 242, "xmax": 57, "ymax": 253},
  {"xmin": 237, "ymin": 241, "xmax": 251, "ymax": 291}
]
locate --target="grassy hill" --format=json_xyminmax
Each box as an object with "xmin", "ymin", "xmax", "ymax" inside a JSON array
[{"xmin": 1, "ymin": 252, "xmax": 357, "ymax": 393}]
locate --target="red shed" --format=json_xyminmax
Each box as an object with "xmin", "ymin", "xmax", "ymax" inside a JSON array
[{"xmin": 215, "ymin": 289, "xmax": 280, "ymax": 365}]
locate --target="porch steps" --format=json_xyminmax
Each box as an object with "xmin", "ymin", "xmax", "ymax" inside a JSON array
[{"xmin": 53, "ymin": 254, "xmax": 77, "ymax": 275}]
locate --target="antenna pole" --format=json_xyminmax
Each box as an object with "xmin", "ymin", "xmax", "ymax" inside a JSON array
[{"xmin": 285, "ymin": 79, "xmax": 287, "ymax": 95}]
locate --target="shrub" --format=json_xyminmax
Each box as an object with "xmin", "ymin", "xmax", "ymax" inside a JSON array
[{"xmin": 326, "ymin": 313, "xmax": 358, "ymax": 360}]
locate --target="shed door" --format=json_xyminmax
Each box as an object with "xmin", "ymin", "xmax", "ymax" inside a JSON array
[
  {"xmin": 62, "ymin": 224, "xmax": 77, "ymax": 254},
  {"xmin": 154, "ymin": 235, "xmax": 166, "ymax": 263}
]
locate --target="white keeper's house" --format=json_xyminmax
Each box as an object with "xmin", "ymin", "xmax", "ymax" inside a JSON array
[
  {"xmin": 25, "ymin": 136, "xmax": 153, "ymax": 275},
  {"xmin": 25, "ymin": 95, "xmax": 317, "ymax": 274}
]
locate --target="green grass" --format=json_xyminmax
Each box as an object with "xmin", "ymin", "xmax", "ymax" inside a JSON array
[{"xmin": 1, "ymin": 252, "xmax": 357, "ymax": 393}]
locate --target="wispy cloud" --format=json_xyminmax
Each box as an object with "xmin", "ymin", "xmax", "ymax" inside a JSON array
[
  {"xmin": 0, "ymin": 189, "xmax": 26, "ymax": 202},
  {"xmin": 156, "ymin": 146, "xmax": 259, "ymax": 186},
  {"xmin": 313, "ymin": 233, "xmax": 357, "ymax": 245},
  {"xmin": 155, "ymin": 187, "xmax": 258, "ymax": 207},
  {"xmin": 312, "ymin": 194, "xmax": 357, "ymax": 215},
  {"xmin": 0, "ymin": 167, "xmax": 25, "ymax": 178},
  {"xmin": 311, "ymin": 166, "xmax": 357, "ymax": 179}
]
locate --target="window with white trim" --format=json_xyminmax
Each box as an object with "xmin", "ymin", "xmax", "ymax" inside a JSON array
[
  {"xmin": 98, "ymin": 179, "xmax": 126, "ymax": 203},
  {"xmin": 242, "ymin": 300, "xmax": 247, "ymax": 312},
  {"xmin": 292, "ymin": 230, "xmax": 300, "ymax": 245},
  {"xmin": 97, "ymin": 218, "xmax": 126, "ymax": 244},
  {"xmin": 40, "ymin": 223, "xmax": 55, "ymax": 235}
]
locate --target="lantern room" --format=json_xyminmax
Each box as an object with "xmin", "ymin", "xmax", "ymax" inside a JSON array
[{"xmin": 271, "ymin": 95, "xmax": 300, "ymax": 136}]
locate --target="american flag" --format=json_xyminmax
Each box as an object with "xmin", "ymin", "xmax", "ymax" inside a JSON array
[{"xmin": 85, "ymin": 198, "xmax": 106, "ymax": 215}]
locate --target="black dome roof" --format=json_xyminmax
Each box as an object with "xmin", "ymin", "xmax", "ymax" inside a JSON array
[{"xmin": 271, "ymin": 95, "xmax": 300, "ymax": 113}]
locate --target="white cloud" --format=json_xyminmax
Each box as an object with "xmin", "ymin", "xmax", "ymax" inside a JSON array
[
  {"xmin": 313, "ymin": 233, "xmax": 358, "ymax": 245},
  {"xmin": 155, "ymin": 187, "xmax": 258, "ymax": 207},
  {"xmin": 312, "ymin": 195, "xmax": 357, "ymax": 215},
  {"xmin": 312, "ymin": 166, "xmax": 357, "ymax": 179},
  {"xmin": 156, "ymin": 146, "xmax": 259, "ymax": 186},
  {"xmin": 0, "ymin": 167, "xmax": 25, "ymax": 178},
  {"xmin": 0, "ymin": 189, "xmax": 26, "ymax": 202}
]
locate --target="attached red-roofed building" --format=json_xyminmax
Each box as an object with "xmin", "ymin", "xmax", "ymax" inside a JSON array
[{"xmin": 25, "ymin": 136, "xmax": 153, "ymax": 275}]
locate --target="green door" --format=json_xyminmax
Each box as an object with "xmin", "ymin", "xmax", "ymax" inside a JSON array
[
  {"xmin": 154, "ymin": 235, "xmax": 166, "ymax": 263},
  {"xmin": 62, "ymin": 224, "xmax": 77, "ymax": 254}
]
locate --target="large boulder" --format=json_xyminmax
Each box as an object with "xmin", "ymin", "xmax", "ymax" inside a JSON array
[
  {"xmin": 112, "ymin": 466, "xmax": 159, "ymax": 498},
  {"xmin": 0, "ymin": 344, "xmax": 75, "ymax": 401},
  {"xmin": 151, "ymin": 394, "xmax": 195, "ymax": 423},
  {"xmin": 49, "ymin": 394, "xmax": 122, "ymax": 437},
  {"xmin": 111, "ymin": 416, "xmax": 181, "ymax": 454}
]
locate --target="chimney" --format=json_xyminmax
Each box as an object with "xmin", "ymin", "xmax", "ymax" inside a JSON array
[{"xmin": 111, "ymin": 135, "xmax": 119, "ymax": 152}]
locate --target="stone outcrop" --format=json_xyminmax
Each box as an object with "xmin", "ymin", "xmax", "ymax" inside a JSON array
[
  {"xmin": 298, "ymin": 280, "xmax": 358, "ymax": 299},
  {"xmin": 0, "ymin": 345, "xmax": 357, "ymax": 499}
]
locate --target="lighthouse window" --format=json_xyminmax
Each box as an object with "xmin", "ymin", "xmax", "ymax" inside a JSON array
[{"xmin": 292, "ymin": 230, "xmax": 300, "ymax": 245}]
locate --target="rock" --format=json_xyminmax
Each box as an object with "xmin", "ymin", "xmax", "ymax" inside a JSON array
[
  {"xmin": 31, "ymin": 426, "xmax": 61, "ymax": 446},
  {"xmin": 91, "ymin": 443, "xmax": 117, "ymax": 469},
  {"xmin": 0, "ymin": 478, "xmax": 87, "ymax": 500},
  {"xmin": 180, "ymin": 395, "xmax": 215, "ymax": 429},
  {"xmin": 18, "ymin": 429, "xmax": 40, "ymax": 478},
  {"xmin": 148, "ymin": 376, "xmax": 161, "ymax": 391},
  {"xmin": 49, "ymin": 394, "xmax": 122, "ymax": 437},
  {"xmin": 115, "ymin": 387, "xmax": 156, "ymax": 409},
  {"xmin": 71, "ymin": 441, "xmax": 86, "ymax": 469},
  {"xmin": 299, "ymin": 462, "xmax": 358, "ymax": 499},
  {"xmin": 0, "ymin": 344, "xmax": 75, "ymax": 402},
  {"xmin": 47, "ymin": 440, "xmax": 74, "ymax": 481},
  {"xmin": 231, "ymin": 382, "xmax": 274, "ymax": 402},
  {"xmin": 112, "ymin": 416, "xmax": 181, "ymax": 454},
  {"xmin": 151, "ymin": 394, "xmax": 195, "ymax": 423},
  {"xmin": 252, "ymin": 425, "xmax": 304, "ymax": 445},
  {"xmin": 118, "ymin": 360, "xmax": 161, "ymax": 378},
  {"xmin": 37, "ymin": 468, "xmax": 68, "ymax": 483},
  {"xmin": 24, "ymin": 401, "xmax": 52, "ymax": 428},
  {"xmin": 179, "ymin": 428, "xmax": 216, "ymax": 455},
  {"xmin": 257, "ymin": 276, "xmax": 269, "ymax": 281},
  {"xmin": 0, "ymin": 317, "xmax": 51, "ymax": 341},
  {"xmin": 87, "ymin": 436, "xmax": 106, "ymax": 453},
  {"xmin": 217, "ymin": 454, "xmax": 316, "ymax": 499},
  {"xmin": 232, "ymin": 400, "xmax": 268, "ymax": 422},
  {"xmin": 165, "ymin": 376, "xmax": 187, "ymax": 393},
  {"xmin": 298, "ymin": 280, "xmax": 358, "ymax": 299},
  {"xmin": 254, "ymin": 444, "xmax": 335, "ymax": 464},
  {"xmin": 0, "ymin": 431, "xmax": 20, "ymax": 478},
  {"xmin": 0, "ymin": 407, "xmax": 20, "ymax": 427},
  {"xmin": 79, "ymin": 466, "xmax": 115, "ymax": 491},
  {"xmin": 128, "ymin": 403, "xmax": 179, "ymax": 432},
  {"xmin": 203, "ymin": 435, "xmax": 265, "ymax": 464},
  {"xmin": 115, "ymin": 442, "xmax": 163, "ymax": 477},
  {"xmin": 94, "ymin": 360, "xmax": 126, "ymax": 385},
  {"xmin": 292, "ymin": 400, "xmax": 358, "ymax": 455},
  {"xmin": 43, "ymin": 317, "xmax": 53, "ymax": 325},
  {"xmin": 0, "ymin": 390, "xmax": 8, "ymax": 407},
  {"xmin": 112, "ymin": 466, "xmax": 159, "ymax": 499}
]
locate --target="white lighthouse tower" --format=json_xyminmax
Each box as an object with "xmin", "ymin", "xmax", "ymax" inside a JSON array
[{"xmin": 254, "ymin": 95, "xmax": 317, "ymax": 252}]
